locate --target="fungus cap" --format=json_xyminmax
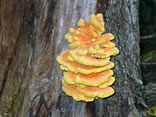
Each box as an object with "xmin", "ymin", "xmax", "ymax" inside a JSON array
[
  {"xmin": 98, "ymin": 77, "xmax": 115, "ymax": 88},
  {"xmin": 63, "ymin": 70, "xmax": 113, "ymax": 86},
  {"xmin": 57, "ymin": 50, "xmax": 115, "ymax": 74},
  {"xmin": 70, "ymin": 49, "xmax": 111, "ymax": 66},
  {"xmin": 76, "ymin": 70, "xmax": 113, "ymax": 86},
  {"xmin": 77, "ymin": 86, "xmax": 114, "ymax": 98},
  {"xmin": 63, "ymin": 84, "xmax": 94, "ymax": 102}
]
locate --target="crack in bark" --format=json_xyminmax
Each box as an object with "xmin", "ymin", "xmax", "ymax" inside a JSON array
[
  {"xmin": 0, "ymin": 19, "xmax": 25, "ymax": 97},
  {"xmin": 29, "ymin": 94, "xmax": 51, "ymax": 117},
  {"xmin": 0, "ymin": 0, "xmax": 28, "ymax": 97}
]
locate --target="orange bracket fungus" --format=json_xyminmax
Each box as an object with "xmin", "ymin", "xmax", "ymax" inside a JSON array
[{"xmin": 57, "ymin": 14, "xmax": 119, "ymax": 102}]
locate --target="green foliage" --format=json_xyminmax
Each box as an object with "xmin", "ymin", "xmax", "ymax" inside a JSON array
[
  {"xmin": 142, "ymin": 52, "xmax": 153, "ymax": 62},
  {"xmin": 147, "ymin": 106, "xmax": 156, "ymax": 116}
]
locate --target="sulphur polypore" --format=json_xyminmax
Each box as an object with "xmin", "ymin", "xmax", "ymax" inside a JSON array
[{"xmin": 57, "ymin": 14, "xmax": 119, "ymax": 102}]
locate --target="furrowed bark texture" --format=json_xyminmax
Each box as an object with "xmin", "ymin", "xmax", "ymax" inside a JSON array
[
  {"xmin": 95, "ymin": 0, "xmax": 147, "ymax": 117},
  {"xmin": 0, "ymin": 0, "xmax": 147, "ymax": 117}
]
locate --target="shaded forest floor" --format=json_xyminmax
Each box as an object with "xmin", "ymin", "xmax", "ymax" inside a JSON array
[{"xmin": 140, "ymin": 0, "xmax": 156, "ymax": 116}]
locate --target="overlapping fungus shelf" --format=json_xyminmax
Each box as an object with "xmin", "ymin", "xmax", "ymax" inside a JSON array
[{"xmin": 57, "ymin": 14, "xmax": 119, "ymax": 102}]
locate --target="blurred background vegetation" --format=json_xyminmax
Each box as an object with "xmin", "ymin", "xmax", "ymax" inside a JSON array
[{"xmin": 139, "ymin": 0, "xmax": 156, "ymax": 116}]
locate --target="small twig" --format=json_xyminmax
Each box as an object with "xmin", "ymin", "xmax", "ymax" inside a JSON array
[
  {"xmin": 141, "ymin": 63, "xmax": 156, "ymax": 70},
  {"xmin": 140, "ymin": 33, "xmax": 156, "ymax": 40},
  {"xmin": 141, "ymin": 63, "xmax": 156, "ymax": 66}
]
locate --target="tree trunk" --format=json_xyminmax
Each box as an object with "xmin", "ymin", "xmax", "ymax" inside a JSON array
[{"xmin": 0, "ymin": 0, "xmax": 147, "ymax": 117}]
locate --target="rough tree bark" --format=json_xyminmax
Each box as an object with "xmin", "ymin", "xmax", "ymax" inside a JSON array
[{"xmin": 0, "ymin": 0, "xmax": 147, "ymax": 117}]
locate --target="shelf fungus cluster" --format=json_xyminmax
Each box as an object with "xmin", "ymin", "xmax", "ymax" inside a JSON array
[{"xmin": 57, "ymin": 14, "xmax": 119, "ymax": 102}]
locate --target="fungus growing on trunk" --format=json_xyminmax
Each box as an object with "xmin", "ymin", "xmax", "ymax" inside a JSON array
[{"xmin": 57, "ymin": 14, "xmax": 119, "ymax": 102}]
